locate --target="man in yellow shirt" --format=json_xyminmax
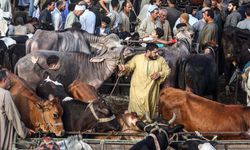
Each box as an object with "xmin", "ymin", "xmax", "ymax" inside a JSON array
[{"xmin": 118, "ymin": 43, "xmax": 170, "ymax": 121}]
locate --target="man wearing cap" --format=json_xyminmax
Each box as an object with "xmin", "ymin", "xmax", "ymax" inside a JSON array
[
  {"xmin": 65, "ymin": 4, "xmax": 85, "ymax": 29},
  {"xmin": 138, "ymin": 5, "xmax": 160, "ymax": 38},
  {"xmin": 79, "ymin": 1, "xmax": 96, "ymax": 34},
  {"xmin": 224, "ymin": 0, "xmax": 242, "ymax": 27},
  {"xmin": 192, "ymin": 7, "xmax": 209, "ymax": 44}
]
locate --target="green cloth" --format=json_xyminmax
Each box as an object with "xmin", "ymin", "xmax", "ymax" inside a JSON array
[
  {"xmin": 124, "ymin": 54, "xmax": 170, "ymax": 119},
  {"xmin": 64, "ymin": 12, "xmax": 78, "ymax": 29}
]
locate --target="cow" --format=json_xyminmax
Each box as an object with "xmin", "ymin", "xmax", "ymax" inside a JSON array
[
  {"xmin": 131, "ymin": 122, "xmax": 184, "ymax": 150},
  {"xmin": 170, "ymin": 135, "xmax": 217, "ymax": 150},
  {"xmin": 176, "ymin": 42, "xmax": 219, "ymax": 100},
  {"xmin": 0, "ymin": 36, "xmax": 28, "ymax": 72},
  {"xmin": 36, "ymin": 77, "xmax": 121, "ymax": 132},
  {"xmin": 222, "ymin": 27, "xmax": 250, "ymax": 91},
  {"xmin": 5, "ymin": 70, "xmax": 64, "ymax": 136},
  {"xmin": 26, "ymin": 29, "xmax": 122, "ymax": 55},
  {"xmin": 160, "ymin": 87, "xmax": 250, "ymax": 138},
  {"xmin": 15, "ymin": 46, "xmax": 134, "ymax": 90},
  {"xmin": 160, "ymin": 25, "xmax": 193, "ymax": 87},
  {"xmin": 94, "ymin": 111, "xmax": 144, "ymax": 140},
  {"xmin": 67, "ymin": 80, "xmax": 98, "ymax": 103}
]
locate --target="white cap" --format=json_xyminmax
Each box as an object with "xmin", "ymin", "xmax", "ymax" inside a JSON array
[
  {"xmin": 74, "ymin": 5, "xmax": 86, "ymax": 11},
  {"xmin": 148, "ymin": 5, "xmax": 158, "ymax": 13}
]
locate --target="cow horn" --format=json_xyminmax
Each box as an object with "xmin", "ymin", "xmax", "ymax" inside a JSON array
[
  {"xmin": 168, "ymin": 113, "xmax": 176, "ymax": 124},
  {"xmin": 48, "ymin": 94, "xmax": 55, "ymax": 101}
]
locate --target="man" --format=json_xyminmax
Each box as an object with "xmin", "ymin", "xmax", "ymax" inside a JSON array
[
  {"xmin": 165, "ymin": 0, "xmax": 181, "ymax": 32},
  {"xmin": 79, "ymin": 1, "xmax": 96, "ymax": 34},
  {"xmin": 195, "ymin": 0, "xmax": 211, "ymax": 20},
  {"xmin": 51, "ymin": 0, "xmax": 66, "ymax": 31},
  {"xmin": 192, "ymin": 7, "xmax": 209, "ymax": 44},
  {"xmin": 138, "ymin": 6, "xmax": 159, "ymax": 38},
  {"xmin": 224, "ymin": 0, "xmax": 242, "ymax": 27},
  {"xmin": 198, "ymin": 9, "xmax": 218, "ymax": 51},
  {"xmin": 39, "ymin": 0, "xmax": 55, "ymax": 30},
  {"xmin": 0, "ymin": 69, "xmax": 33, "ymax": 150},
  {"xmin": 31, "ymin": 55, "xmax": 62, "ymax": 81},
  {"xmin": 107, "ymin": 0, "xmax": 121, "ymax": 33},
  {"xmin": 237, "ymin": 5, "xmax": 250, "ymax": 31},
  {"xmin": 157, "ymin": 9, "xmax": 172, "ymax": 41},
  {"xmin": 65, "ymin": 4, "xmax": 85, "ymax": 29},
  {"xmin": 118, "ymin": 43, "xmax": 170, "ymax": 121},
  {"xmin": 119, "ymin": 1, "xmax": 132, "ymax": 33}
]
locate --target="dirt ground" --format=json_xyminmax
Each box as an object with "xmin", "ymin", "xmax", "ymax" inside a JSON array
[{"xmin": 98, "ymin": 74, "xmax": 247, "ymax": 115}]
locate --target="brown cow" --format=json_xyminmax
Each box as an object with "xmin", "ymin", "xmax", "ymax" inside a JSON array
[
  {"xmin": 160, "ymin": 87, "xmax": 250, "ymax": 134},
  {"xmin": 67, "ymin": 80, "xmax": 98, "ymax": 103},
  {"xmin": 6, "ymin": 71, "xmax": 64, "ymax": 136}
]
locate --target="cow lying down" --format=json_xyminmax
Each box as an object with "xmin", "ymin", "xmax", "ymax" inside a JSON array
[{"xmin": 160, "ymin": 87, "xmax": 250, "ymax": 139}]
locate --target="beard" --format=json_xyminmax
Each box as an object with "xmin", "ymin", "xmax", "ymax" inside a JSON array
[
  {"xmin": 226, "ymin": 9, "xmax": 232, "ymax": 14},
  {"xmin": 149, "ymin": 55, "xmax": 158, "ymax": 60}
]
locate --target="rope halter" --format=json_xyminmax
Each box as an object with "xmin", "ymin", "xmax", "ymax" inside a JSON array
[{"xmin": 86, "ymin": 102, "xmax": 116, "ymax": 123}]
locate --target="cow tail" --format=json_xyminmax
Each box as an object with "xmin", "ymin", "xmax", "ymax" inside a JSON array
[
  {"xmin": 14, "ymin": 62, "xmax": 18, "ymax": 75},
  {"xmin": 176, "ymin": 58, "xmax": 186, "ymax": 89}
]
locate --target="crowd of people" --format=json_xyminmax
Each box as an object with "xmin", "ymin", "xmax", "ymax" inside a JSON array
[
  {"xmin": 1, "ymin": 0, "xmax": 250, "ymax": 149},
  {"xmin": 1, "ymin": 0, "xmax": 250, "ymax": 48}
]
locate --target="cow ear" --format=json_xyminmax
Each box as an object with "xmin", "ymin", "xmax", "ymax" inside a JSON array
[{"xmin": 90, "ymin": 57, "xmax": 105, "ymax": 63}]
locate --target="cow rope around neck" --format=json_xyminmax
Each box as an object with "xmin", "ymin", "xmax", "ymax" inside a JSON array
[
  {"xmin": 146, "ymin": 124, "xmax": 169, "ymax": 150},
  {"xmin": 40, "ymin": 108, "xmax": 63, "ymax": 131},
  {"xmin": 86, "ymin": 102, "xmax": 116, "ymax": 123}
]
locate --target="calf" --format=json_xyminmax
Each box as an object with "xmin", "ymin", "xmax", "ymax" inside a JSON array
[
  {"xmin": 160, "ymin": 87, "xmax": 250, "ymax": 135},
  {"xmin": 94, "ymin": 111, "xmax": 144, "ymax": 140},
  {"xmin": 131, "ymin": 122, "xmax": 184, "ymax": 150},
  {"xmin": 36, "ymin": 77, "xmax": 120, "ymax": 132}
]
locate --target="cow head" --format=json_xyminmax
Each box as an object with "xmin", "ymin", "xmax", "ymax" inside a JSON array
[
  {"xmin": 90, "ymin": 99, "xmax": 121, "ymax": 132},
  {"xmin": 37, "ymin": 76, "xmax": 67, "ymax": 102},
  {"xmin": 37, "ymin": 98, "xmax": 64, "ymax": 136},
  {"xmin": 119, "ymin": 111, "xmax": 141, "ymax": 131},
  {"xmin": 90, "ymin": 46, "xmax": 134, "ymax": 63}
]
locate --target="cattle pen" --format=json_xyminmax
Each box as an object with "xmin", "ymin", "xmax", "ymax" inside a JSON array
[{"xmin": 13, "ymin": 133, "xmax": 250, "ymax": 150}]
